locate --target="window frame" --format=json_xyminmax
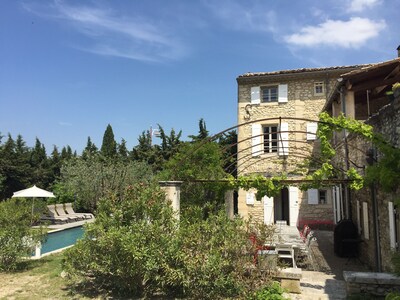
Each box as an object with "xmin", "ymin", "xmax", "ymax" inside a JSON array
[
  {"xmin": 262, "ymin": 124, "xmax": 278, "ymax": 153},
  {"xmin": 261, "ymin": 85, "xmax": 278, "ymax": 103},
  {"xmin": 318, "ymin": 190, "xmax": 327, "ymax": 204},
  {"xmin": 314, "ymin": 82, "xmax": 324, "ymax": 96}
]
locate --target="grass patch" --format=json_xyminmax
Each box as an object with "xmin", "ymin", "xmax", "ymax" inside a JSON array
[{"xmin": 0, "ymin": 253, "xmax": 97, "ymax": 300}]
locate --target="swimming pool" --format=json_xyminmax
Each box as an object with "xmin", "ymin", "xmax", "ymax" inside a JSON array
[{"xmin": 33, "ymin": 225, "xmax": 84, "ymax": 258}]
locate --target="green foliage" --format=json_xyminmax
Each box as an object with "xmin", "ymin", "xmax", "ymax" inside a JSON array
[
  {"xmin": 160, "ymin": 141, "xmax": 228, "ymax": 208},
  {"xmin": 131, "ymin": 125, "xmax": 182, "ymax": 172},
  {"xmin": 228, "ymin": 174, "xmax": 287, "ymax": 200},
  {"xmin": 0, "ymin": 134, "xmax": 32, "ymax": 199},
  {"xmin": 392, "ymin": 82, "xmax": 400, "ymax": 91},
  {"xmin": 218, "ymin": 130, "xmax": 238, "ymax": 177},
  {"xmin": 100, "ymin": 124, "xmax": 117, "ymax": 158},
  {"xmin": 346, "ymin": 168, "xmax": 364, "ymax": 190},
  {"xmin": 56, "ymin": 156, "xmax": 153, "ymax": 212},
  {"xmin": 387, "ymin": 292, "xmax": 400, "ymax": 300},
  {"xmin": 188, "ymin": 118, "xmax": 209, "ymax": 141},
  {"xmin": 63, "ymin": 182, "xmax": 177, "ymax": 297},
  {"xmin": 0, "ymin": 198, "xmax": 45, "ymax": 271},
  {"xmin": 63, "ymin": 183, "xmax": 276, "ymax": 299},
  {"xmin": 249, "ymin": 281, "xmax": 288, "ymax": 300},
  {"xmin": 81, "ymin": 136, "xmax": 98, "ymax": 160}
]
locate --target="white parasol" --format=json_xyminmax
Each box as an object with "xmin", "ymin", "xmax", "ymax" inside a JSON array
[{"xmin": 12, "ymin": 185, "xmax": 56, "ymax": 223}]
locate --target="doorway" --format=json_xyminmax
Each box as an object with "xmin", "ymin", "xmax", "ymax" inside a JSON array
[{"xmin": 274, "ymin": 188, "xmax": 289, "ymax": 225}]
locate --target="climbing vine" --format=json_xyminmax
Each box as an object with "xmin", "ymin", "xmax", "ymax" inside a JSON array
[
  {"xmin": 226, "ymin": 111, "xmax": 400, "ymax": 200},
  {"xmin": 226, "ymin": 174, "xmax": 287, "ymax": 200}
]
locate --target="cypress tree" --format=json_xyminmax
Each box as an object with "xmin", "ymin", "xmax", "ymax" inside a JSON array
[{"xmin": 101, "ymin": 124, "xmax": 117, "ymax": 158}]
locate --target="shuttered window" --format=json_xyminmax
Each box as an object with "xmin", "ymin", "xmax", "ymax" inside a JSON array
[
  {"xmin": 251, "ymin": 84, "xmax": 288, "ymax": 104},
  {"xmin": 263, "ymin": 125, "xmax": 278, "ymax": 153},
  {"xmin": 262, "ymin": 86, "xmax": 278, "ymax": 102}
]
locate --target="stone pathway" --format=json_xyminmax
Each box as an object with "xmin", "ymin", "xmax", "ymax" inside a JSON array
[{"xmin": 286, "ymin": 230, "xmax": 368, "ymax": 299}]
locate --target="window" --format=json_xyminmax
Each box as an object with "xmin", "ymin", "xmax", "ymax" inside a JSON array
[
  {"xmin": 262, "ymin": 86, "xmax": 278, "ymax": 102},
  {"xmin": 314, "ymin": 82, "xmax": 324, "ymax": 95},
  {"xmin": 263, "ymin": 125, "xmax": 278, "ymax": 153},
  {"xmin": 319, "ymin": 190, "xmax": 327, "ymax": 204},
  {"xmin": 308, "ymin": 189, "xmax": 328, "ymax": 205}
]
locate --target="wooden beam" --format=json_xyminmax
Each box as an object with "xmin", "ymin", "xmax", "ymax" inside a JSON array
[{"xmin": 349, "ymin": 74, "xmax": 400, "ymax": 92}]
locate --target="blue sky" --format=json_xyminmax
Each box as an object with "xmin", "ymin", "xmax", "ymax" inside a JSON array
[{"xmin": 0, "ymin": 0, "xmax": 399, "ymax": 153}]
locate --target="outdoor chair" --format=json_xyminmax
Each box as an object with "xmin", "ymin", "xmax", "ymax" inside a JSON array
[
  {"xmin": 55, "ymin": 203, "xmax": 82, "ymax": 221},
  {"xmin": 65, "ymin": 203, "xmax": 94, "ymax": 219},
  {"xmin": 44, "ymin": 205, "xmax": 70, "ymax": 223},
  {"xmin": 275, "ymin": 243, "xmax": 297, "ymax": 268}
]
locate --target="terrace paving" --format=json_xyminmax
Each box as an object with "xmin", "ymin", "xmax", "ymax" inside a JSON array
[{"xmin": 287, "ymin": 230, "xmax": 369, "ymax": 299}]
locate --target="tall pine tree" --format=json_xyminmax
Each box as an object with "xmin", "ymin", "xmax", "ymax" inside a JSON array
[{"xmin": 101, "ymin": 124, "xmax": 117, "ymax": 158}]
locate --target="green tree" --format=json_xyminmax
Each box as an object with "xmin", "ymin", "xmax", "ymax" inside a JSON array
[
  {"xmin": 81, "ymin": 136, "xmax": 98, "ymax": 160},
  {"xmin": 101, "ymin": 124, "xmax": 117, "ymax": 158},
  {"xmin": 189, "ymin": 118, "xmax": 209, "ymax": 141},
  {"xmin": 60, "ymin": 145, "xmax": 73, "ymax": 161},
  {"xmin": 218, "ymin": 130, "xmax": 238, "ymax": 177},
  {"xmin": 50, "ymin": 145, "xmax": 61, "ymax": 179},
  {"xmin": 117, "ymin": 138, "xmax": 129, "ymax": 161},
  {"xmin": 158, "ymin": 125, "xmax": 182, "ymax": 161},
  {"xmin": 131, "ymin": 130, "xmax": 159, "ymax": 166},
  {"xmin": 30, "ymin": 138, "xmax": 51, "ymax": 188},
  {"xmin": 63, "ymin": 182, "xmax": 275, "ymax": 299},
  {"xmin": 159, "ymin": 141, "xmax": 228, "ymax": 210},
  {"xmin": 57, "ymin": 156, "xmax": 153, "ymax": 212},
  {"xmin": 0, "ymin": 134, "xmax": 31, "ymax": 199},
  {"xmin": 0, "ymin": 198, "xmax": 46, "ymax": 271}
]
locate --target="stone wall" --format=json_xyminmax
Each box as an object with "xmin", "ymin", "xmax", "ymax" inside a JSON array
[
  {"xmin": 344, "ymin": 271, "xmax": 400, "ymax": 297},
  {"xmin": 347, "ymin": 90, "xmax": 400, "ymax": 272}
]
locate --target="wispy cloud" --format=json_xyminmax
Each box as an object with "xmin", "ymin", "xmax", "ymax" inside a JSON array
[
  {"xmin": 23, "ymin": 0, "xmax": 186, "ymax": 62},
  {"xmin": 285, "ymin": 17, "xmax": 386, "ymax": 48},
  {"xmin": 348, "ymin": 0, "xmax": 382, "ymax": 12},
  {"xmin": 59, "ymin": 121, "xmax": 72, "ymax": 127},
  {"xmin": 203, "ymin": 0, "xmax": 277, "ymax": 33}
]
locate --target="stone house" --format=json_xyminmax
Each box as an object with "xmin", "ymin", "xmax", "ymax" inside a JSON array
[
  {"xmin": 323, "ymin": 57, "xmax": 400, "ymax": 272},
  {"xmin": 236, "ymin": 65, "xmax": 365, "ymax": 228}
]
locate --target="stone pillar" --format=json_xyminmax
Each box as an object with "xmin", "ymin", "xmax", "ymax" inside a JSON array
[
  {"xmin": 225, "ymin": 190, "xmax": 234, "ymax": 219},
  {"xmin": 159, "ymin": 181, "xmax": 183, "ymax": 220},
  {"xmin": 34, "ymin": 242, "xmax": 41, "ymax": 258}
]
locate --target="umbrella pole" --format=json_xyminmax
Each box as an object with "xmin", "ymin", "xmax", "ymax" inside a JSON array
[{"xmin": 31, "ymin": 198, "xmax": 35, "ymax": 225}]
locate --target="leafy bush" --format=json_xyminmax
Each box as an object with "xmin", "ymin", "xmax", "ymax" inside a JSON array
[
  {"xmin": 0, "ymin": 198, "xmax": 45, "ymax": 271},
  {"xmin": 63, "ymin": 182, "xmax": 276, "ymax": 299},
  {"xmin": 56, "ymin": 157, "xmax": 153, "ymax": 212},
  {"xmin": 249, "ymin": 281, "xmax": 288, "ymax": 300}
]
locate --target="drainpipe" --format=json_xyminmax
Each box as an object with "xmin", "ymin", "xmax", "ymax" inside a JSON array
[{"xmin": 340, "ymin": 86, "xmax": 352, "ymax": 219}]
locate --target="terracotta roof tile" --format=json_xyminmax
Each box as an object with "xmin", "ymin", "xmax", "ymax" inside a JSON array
[{"xmin": 237, "ymin": 64, "xmax": 372, "ymax": 78}]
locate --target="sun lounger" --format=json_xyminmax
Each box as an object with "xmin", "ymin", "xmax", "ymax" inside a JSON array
[
  {"xmin": 55, "ymin": 203, "xmax": 83, "ymax": 221},
  {"xmin": 47, "ymin": 204, "xmax": 77, "ymax": 222},
  {"xmin": 44, "ymin": 205, "xmax": 70, "ymax": 223},
  {"xmin": 65, "ymin": 203, "xmax": 94, "ymax": 219}
]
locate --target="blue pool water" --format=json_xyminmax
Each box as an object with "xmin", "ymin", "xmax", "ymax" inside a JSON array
[{"xmin": 40, "ymin": 226, "xmax": 84, "ymax": 255}]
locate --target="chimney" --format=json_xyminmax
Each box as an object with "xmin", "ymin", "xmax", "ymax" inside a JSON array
[{"xmin": 398, "ymin": 45, "xmax": 400, "ymax": 58}]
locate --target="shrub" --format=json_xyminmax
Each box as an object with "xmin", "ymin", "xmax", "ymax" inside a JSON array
[
  {"xmin": 249, "ymin": 281, "xmax": 289, "ymax": 300},
  {"xmin": 63, "ymin": 182, "xmax": 277, "ymax": 299},
  {"xmin": 0, "ymin": 198, "xmax": 45, "ymax": 271}
]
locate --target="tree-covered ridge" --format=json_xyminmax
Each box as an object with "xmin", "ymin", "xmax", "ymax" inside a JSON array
[{"xmin": 0, "ymin": 121, "xmax": 238, "ymax": 202}]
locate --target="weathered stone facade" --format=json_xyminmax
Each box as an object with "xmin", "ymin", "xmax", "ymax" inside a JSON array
[
  {"xmin": 346, "ymin": 92, "xmax": 400, "ymax": 272},
  {"xmin": 236, "ymin": 67, "xmax": 361, "ymax": 227}
]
